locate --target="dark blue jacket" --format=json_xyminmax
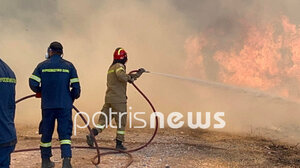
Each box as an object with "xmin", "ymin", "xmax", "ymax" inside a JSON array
[
  {"xmin": 0, "ymin": 59, "xmax": 17, "ymax": 146},
  {"xmin": 29, "ymin": 55, "xmax": 81, "ymax": 109}
]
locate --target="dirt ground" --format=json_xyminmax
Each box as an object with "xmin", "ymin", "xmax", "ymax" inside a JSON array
[{"xmin": 11, "ymin": 126, "xmax": 300, "ymax": 168}]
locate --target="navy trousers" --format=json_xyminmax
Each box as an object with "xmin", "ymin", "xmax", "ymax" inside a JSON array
[
  {"xmin": 39, "ymin": 108, "xmax": 73, "ymax": 158},
  {"xmin": 0, "ymin": 145, "xmax": 15, "ymax": 168}
]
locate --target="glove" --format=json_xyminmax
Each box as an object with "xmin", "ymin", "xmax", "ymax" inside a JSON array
[
  {"xmin": 128, "ymin": 76, "xmax": 136, "ymax": 83},
  {"xmin": 35, "ymin": 92, "xmax": 42, "ymax": 98}
]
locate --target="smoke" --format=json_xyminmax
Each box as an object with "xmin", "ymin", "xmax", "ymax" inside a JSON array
[
  {"xmin": 0, "ymin": 0, "xmax": 190, "ymax": 123},
  {"xmin": 0, "ymin": 0, "xmax": 299, "ymax": 142}
]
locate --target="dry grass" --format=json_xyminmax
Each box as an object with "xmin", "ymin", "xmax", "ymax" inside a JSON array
[{"xmin": 11, "ymin": 126, "xmax": 300, "ymax": 168}]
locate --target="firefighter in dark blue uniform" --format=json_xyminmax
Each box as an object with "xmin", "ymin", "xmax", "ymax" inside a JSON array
[
  {"xmin": 0, "ymin": 58, "xmax": 17, "ymax": 168},
  {"xmin": 29, "ymin": 42, "xmax": 81, "ymax": 168}
]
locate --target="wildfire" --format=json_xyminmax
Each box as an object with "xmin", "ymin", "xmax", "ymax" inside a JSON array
[{"xmin": 185, "ymin": 16, "xmax": 300, "ymax": 99}]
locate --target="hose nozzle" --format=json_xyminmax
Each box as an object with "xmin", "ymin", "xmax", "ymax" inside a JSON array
[{"xmin": 129, "ymin": 69, "xmax": 150, "ymax": 75}]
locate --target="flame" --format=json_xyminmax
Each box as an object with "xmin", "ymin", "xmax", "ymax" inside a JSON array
[
  {"xmin": 185, "ymin": 15, "xmax": 300, "ymax": 99},
  {"xmin": 184, "ymin": 36, "xmax": 207, "ymax": 78}
]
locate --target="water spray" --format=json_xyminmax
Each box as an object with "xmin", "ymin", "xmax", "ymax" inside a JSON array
[{"xmin": 148, "ymin": 71, "xmax": 300, "ymax": 104}]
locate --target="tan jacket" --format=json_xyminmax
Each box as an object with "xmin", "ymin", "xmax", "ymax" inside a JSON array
[{"xmin": 104, "ymin": 63, "xmax": 131, "ymax": 103}]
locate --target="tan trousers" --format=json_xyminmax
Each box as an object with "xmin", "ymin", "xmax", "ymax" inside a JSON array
[{"xmin": 96, "ymin": 103, "xmax": 127, "ymax": 141}]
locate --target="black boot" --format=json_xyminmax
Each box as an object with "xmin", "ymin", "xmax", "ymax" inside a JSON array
[
  {"xmin": 86, "ymin": 128, "xmax": 98, "ymax": 147},
  {"xmin": 62, "ymin": 158, "xmax": 72, "ymax": 168},
  {"xmin": 116, "ymin": 139, "xmax": 127, "ymax": 151},
  {"xmin": 41, "ymin": 158, "xmax": 55, "ymax": 168}
]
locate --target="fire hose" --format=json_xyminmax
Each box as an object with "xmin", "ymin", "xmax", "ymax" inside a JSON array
[{"xmin": 13, "ymin": 70, "xmax": 158, "ymax": 168}]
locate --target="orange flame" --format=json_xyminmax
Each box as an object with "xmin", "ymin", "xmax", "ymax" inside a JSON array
[{"xmin": 185, "ymin": 15, "xmax": 300, "ymax": 99}]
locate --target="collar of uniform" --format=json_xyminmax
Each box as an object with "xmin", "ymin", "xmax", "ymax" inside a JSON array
[
  {"xmin": 50, "ymin": 54, "xmax": 61, "ymax": 59},
  {"xmin": 50, "ymin": 54, "xmax": 62, "ymax": 59}
]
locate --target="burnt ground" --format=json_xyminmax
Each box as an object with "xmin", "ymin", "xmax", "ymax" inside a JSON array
[{"xmin": 11, "ymin": 126, "xmax": 300, "ymax": 168}]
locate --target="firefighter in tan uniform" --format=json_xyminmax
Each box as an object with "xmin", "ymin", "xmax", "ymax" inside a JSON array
[{"xmin": 86, "ymin": 47, "xmax": 145, "ymax": 150}]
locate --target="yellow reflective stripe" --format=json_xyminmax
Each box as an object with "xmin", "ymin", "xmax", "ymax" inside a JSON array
[
  {"xmin": 108, "ymin": 70, "xmax": 115, "ymax": 74},
  {"xmin": 117, "ymin": 131, "xmax": 125, "ymax": 135},
  {"xmin": 0, "ymin": 78, "xmax": 16, "ymax": 83},
  {"xmin": 96, "ymin": 124, "xmax": 106, "ymax": 130},
  {"xmin": 40, "ymin": 142, "xmax": 52, "ymax": 147},
  {"xmin": 118, "ymin": 48, "xmax": 124, "ymax": 55},
  {"xmin": 30, "ymin": 75, "xmax": 41, "ymax": 83},
  {"xmin": 60, "ymin": 139, "xmax": 71, "ymax": 145},
  {"xmin": 116, "ymin": 67, "xmax": 124, "ymax": 73},
  {"xmin": 42, "ymin": 69, "xmax": 69, "ymax": 73},
  {"xmin": 70, "ymin": 78, "xmax": 79, "ymax": 84}
]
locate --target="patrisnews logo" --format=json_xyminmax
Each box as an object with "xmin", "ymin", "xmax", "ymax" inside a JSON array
[{"xmin": 73, "ymin": 108, "xmax": 225, "ymax": 135}]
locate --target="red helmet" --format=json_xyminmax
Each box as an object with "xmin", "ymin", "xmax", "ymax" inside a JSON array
[{"xmin": 113, "ymin": 48, "xmax": 127, "ymax": 60}]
